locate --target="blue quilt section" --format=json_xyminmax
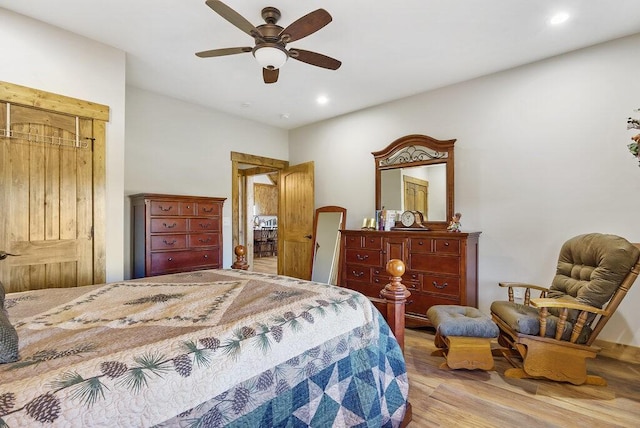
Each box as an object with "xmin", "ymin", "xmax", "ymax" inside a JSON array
[{"xmin": 225, "ymin": 312, "xmax": 408, "ymax": 427}]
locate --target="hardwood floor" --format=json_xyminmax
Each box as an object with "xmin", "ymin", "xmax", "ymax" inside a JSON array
[
  {"xmin": 404, "ymin": 328, "xmax": 640, "ymax": 427},
  {"xmin": 251, "ymin": 256, "xmax": 277, "ymax": 274}
]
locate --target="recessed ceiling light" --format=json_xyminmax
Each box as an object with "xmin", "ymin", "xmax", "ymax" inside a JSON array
[
  {"xmin": 280, "ymin": 113, "xmax": 290, "ymax": 119},
  {"xmin": 549, "ymin": 12, "xmax": 569, "ymax": 25},
  {"xmin": 241, "ymin": 102, "xmax": 252, "ymax": 109},
  {"xmin": 316, "ymin": 95, "xmax": 329, "ymax": 105}
]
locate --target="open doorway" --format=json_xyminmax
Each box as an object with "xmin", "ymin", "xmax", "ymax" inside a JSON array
[
  {"xmin": 230, "ymin": 152, "xmax": 288, "ymax": 273},
  {"xmin": 231, "ymin": 152, "xmax": 315, "ymax": 279},
  {"xmin": 252, "ymin": 173, "xmax": 278, "ymax": 273}
]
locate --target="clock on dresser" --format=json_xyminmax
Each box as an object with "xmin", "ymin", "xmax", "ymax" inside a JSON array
[{"xmin": 392, "ymin": 210, "xmax": 428, "ymax": 230}]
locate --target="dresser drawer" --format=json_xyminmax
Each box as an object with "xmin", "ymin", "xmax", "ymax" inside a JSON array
[
  {"xmin": 150, "ymin": 235, "xmax": 187, "ymax": 251},
  {"xmin": 150, "ymin": 249, "xmax": 219, "ymax": 275},
  {"xmin": 197, "ymin": 202, "xmax": 220, "ymax": 216},
  {"xmin": 150, "ymin": 218, "xmax": 187, "ymax": 233},
  {"xmin": 422, "ymin": 274, "xmax": 460, "ymax": 296},
  {"xmin": 344, "ymin": 264, "xmax": 372, "ymax": 283},
  {"xmin": 402, "ymin": 270, "xmax": 422, "ymax": 289},
  {"xmin": 189, "ymin": 217, "xmax": 220, "ymax": 232},
  {"xmin": 434, "ymin": 238, "xmax": 460, "ymax": 254},
  {"xmin": 150, "ymin": 200, "xmax": 180, "ymax": 216},
  {"xmin": 189, "ymin": 233, "xmax": 219, "ymax": 248},
  {"xmin": 344, "ymin": 235, "xmax": 362, "ymax": 249},
  {"xmin": 410, "ymin": 253, "xmax": 460, "ymax": 275},
  {"xmin": 409, "ymin": 237, "xmax": 461, "ymax": 254},
  {"xmin": 409, "ymin": 237, "xmax": 431, "ymax": 252},
  {"xmin": 363, "ymin": 235, "xmax": 383, "ymax": 250},
  {"xmin": 372, "ymin": 266, "xmax": 421, "ymax": 283},
  {"xmin": 345, "ymin": 248, "xmax": 383, "ymax": 266},
  {"xmin": 372, "ymin": 268, "xmax": 420, "ymax": 291},
  {"xmin": 406, "ymin": 292, "xmax": 460, "ymax": 317},
  {"xmin": 179, "ymin": 201, "xmax": 196, "ymax": 216}
]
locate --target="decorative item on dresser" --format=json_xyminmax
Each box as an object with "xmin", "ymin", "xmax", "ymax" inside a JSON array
[
  {"xmin": 340, "ymin": 229, "xmax": 480, "ymax": 327},
  {"xmin": 130, "ymin": 194, "xmax": 225, "ymax": 278}
]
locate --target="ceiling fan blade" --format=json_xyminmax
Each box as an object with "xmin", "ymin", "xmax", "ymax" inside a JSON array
[
  {"xmin": 195, "ymin": 47, "xmax": 252, "ymax": 58},
  {"xmin": 205, "ymin": 0, "xmax": 261, "ymax": 38},
  {"xmin": 280, "ymin": 9, "xmax": 332, "ymax": 43},
  {"xmin": 289, "ymin": 49, "xmax": 341, "ymax": 70},
  {"xmin": 263, "ymin": 68, "xmax": 279, "ymax": 84}
]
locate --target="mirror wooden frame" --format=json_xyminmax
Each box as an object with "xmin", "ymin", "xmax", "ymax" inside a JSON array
[
  {"xmin": 373, "ymin": 134, "xmax": 456, "ymax": 230},
  {"xmin": 311, "ymin": 206, "xmax": 346, "ymax": 284}
]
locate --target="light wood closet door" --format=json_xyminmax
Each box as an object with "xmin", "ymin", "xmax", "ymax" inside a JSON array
[{"xmin": 0, "ymin": 103, "xmax": 95, "ymax": 292}]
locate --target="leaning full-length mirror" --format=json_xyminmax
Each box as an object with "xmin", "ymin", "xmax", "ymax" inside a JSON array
[{"xmin": 311, "ymin": 206, "xmax": 346, "ymax": 284}]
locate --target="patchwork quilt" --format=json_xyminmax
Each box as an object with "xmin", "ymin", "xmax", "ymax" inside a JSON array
[{"xmin": 0, "ymin": 269, "xmax": 409, "ymax": 427}]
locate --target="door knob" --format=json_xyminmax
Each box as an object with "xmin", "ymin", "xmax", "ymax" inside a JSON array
[
  {"xmin": 0, "ymin": 251, "xmax": 19, "ymax": 261},
  {"xmin": 304, "ymin": 235, "xmax": 313, "ymax": 239}
]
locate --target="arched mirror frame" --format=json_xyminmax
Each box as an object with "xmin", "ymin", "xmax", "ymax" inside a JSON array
[
  {"xmin": 373, "ymin": 134, "xmax": 456, "ymax": 230},
  {"xmin": 311, "ymin": 206, "xmax": 346, "ymax": 284}
]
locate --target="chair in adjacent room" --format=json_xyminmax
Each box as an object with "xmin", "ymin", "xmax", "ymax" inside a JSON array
[
  {"xmin": 265, "ymin": 228, "xmax": 278, "ymax": 257},
  {"xmin": 490, "ymin": 233, "xmax": 640, "ymax": 385},
  {"xmin": 253, "ymin": 229, "xmax": 268, "ymax": 258}
]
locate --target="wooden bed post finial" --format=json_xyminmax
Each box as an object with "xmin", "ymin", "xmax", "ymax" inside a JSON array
[
  {"xmin": 232, "ymin": 245, "xmax": 249, "ymax": 270},
  {"xmin": 380, "ymin": 259, "xmax": 411, "ymax": 351}
]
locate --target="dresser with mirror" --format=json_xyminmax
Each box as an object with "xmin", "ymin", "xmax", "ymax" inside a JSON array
[{"xmin": 339, "ymin": 134, "xmax": 481, "ymax": 327}]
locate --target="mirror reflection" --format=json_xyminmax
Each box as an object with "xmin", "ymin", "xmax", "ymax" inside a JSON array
[
  {"xmin": 380, "ymin": 164, "xmax": 447, "ymax": 221},
  {"xmin": 373, "ymin": 134, "xmax": 456, "ymax": 229},
  {"xmin": 311, "ymin": 207, "xmax": 346, "ymax": 284}
]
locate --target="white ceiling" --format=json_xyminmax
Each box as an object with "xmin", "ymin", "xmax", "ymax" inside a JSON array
[{"xmin": 3, "ymin": 0, "xmax": 640, "ymax": 130}]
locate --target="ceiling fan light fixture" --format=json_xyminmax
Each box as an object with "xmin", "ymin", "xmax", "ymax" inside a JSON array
[{"xmin": 253, "ymin": 45, "xmax": 288, "ymax": 70}]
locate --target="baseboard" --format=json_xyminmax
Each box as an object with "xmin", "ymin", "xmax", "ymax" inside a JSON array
[{"xmin": 594, "ymin": 339, "xmax": 640, "ymax": 364}]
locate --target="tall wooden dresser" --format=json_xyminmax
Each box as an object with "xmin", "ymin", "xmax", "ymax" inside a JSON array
[
  {"xmin": 340, "ymin": 229, "xmax": 480, "ymax": 327},
  {"xmin": 131, "ymin": 194, "xmax": 226, "ymax": 278}
]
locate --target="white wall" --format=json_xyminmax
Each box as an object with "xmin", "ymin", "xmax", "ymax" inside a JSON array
[
  {"xmin": 0, "ymin": 8, "xmax": 126, "ymax": 282},
  {"xmin": 290, "ymin": 34, "xmax": 640, "ymax": 346},
  {"xmin": 124, "ymin": 87, "xmax": 288, "ymax": 275}
]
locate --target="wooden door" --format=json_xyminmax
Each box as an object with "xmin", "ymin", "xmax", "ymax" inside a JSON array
[
  {"xmin": 404, "ymin": 176, "xmax": 428, "ymax": 220},
  {"xmin": 278, "ymin": 162, "xmax": 314, "ymax": 279},
  {"xmin": 0, "ymin": 83, "xmax": 107, "ymax": 292}
]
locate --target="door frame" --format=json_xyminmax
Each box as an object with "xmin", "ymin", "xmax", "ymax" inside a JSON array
[
  {"xmin": 230, "ymin": 151, "xmax": 288, "ymax": 266},
  {"xmin": 0, "ymin": 80, "xmax": 109, "ymax": 284}
]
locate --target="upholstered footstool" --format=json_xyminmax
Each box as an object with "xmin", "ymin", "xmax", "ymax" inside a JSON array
[{"xmin": 426, "ymin": 305, "xmax": 499, "ymax": 370}]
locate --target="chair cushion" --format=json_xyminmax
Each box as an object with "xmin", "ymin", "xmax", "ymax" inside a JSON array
[
  {"xmin": 550, "ymin": 233, "xmax": 640, "ymax": 309},
  {"xmin": 0, "ymin": 281, "xmax": 19, "ymax": 363},
  {"xmin": 490, "ymin": 300, "xmax": 592, "ymax": 344},
  {"xmin": 427, "ymin": 305, "xmax": 499, "ymax": 338}
]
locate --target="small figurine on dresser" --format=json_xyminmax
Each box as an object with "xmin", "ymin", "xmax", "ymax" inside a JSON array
[{"xmin": 447, "ymin": 212, "xmax": 462, "ymax": 232}]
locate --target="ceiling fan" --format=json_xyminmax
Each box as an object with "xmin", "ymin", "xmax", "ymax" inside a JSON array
[{"xmin": 196, "ymin": 0, "xmax": 342, "ymax": 84}]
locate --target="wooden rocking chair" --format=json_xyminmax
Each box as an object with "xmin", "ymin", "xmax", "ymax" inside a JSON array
[{"xmin": 490, "ymin": 233, "xmax": 640, "ymax": 386}]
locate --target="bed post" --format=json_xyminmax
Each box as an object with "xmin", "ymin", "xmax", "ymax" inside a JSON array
[
  {"xmin": 231, "ymin": 245, "xmax": 249, "ymax": 270},
  {"xmin": 379, "ymin": 259, "xmax": 412, "ymax": 428},
  {"xmin": 379, "ymin": 259, "xmax": 411, "ymax": 352}
]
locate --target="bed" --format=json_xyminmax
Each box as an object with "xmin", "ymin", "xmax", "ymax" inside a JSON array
[{"xmin": 0, "ymin": 254, "xmax": 410, "ymax": 427}]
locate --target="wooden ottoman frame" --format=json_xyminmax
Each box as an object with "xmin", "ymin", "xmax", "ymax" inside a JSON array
[
  {"xmin": 433, "ymin": 332, "xmax": 495, "ymax": 370},
  {"xmin": 428, "ymin": 305, "xmax": 499, "ymax": 371}
]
